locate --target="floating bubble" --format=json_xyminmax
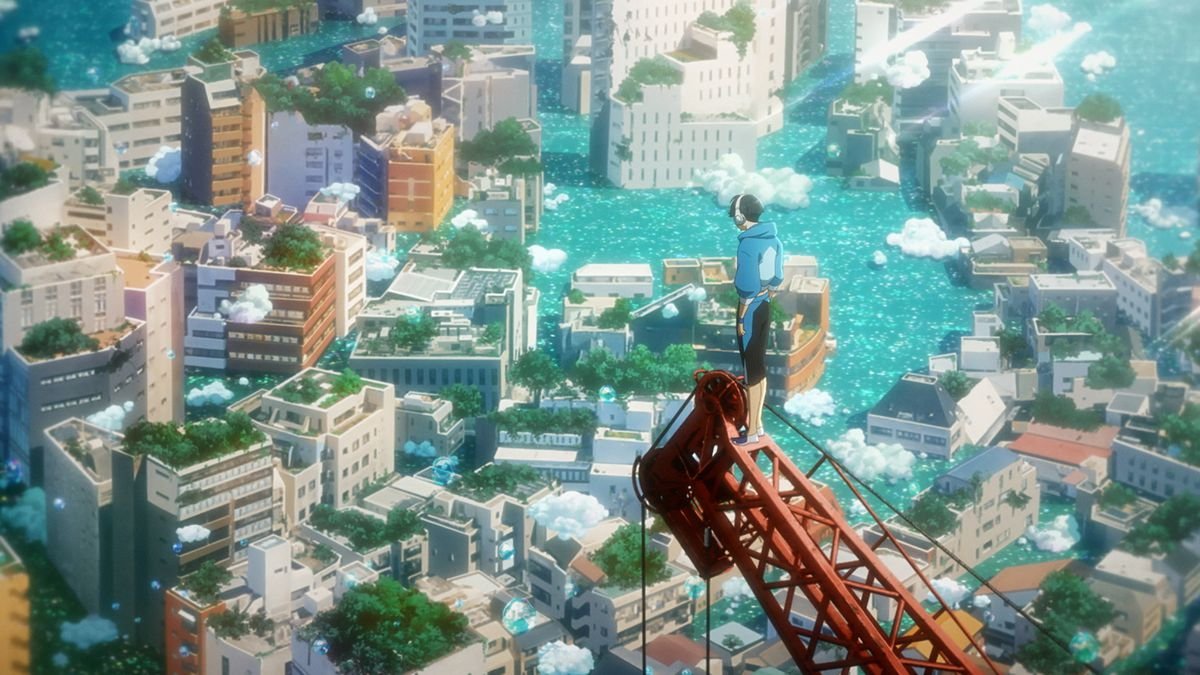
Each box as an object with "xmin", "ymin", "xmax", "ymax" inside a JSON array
[
  {"xmin": 1070, "ymin": 631, "xmax": 1100, "ymax": 663},
  {"xmin": 239, "ymin": 539, "xmax": 249, "ymax": 547},
  {"xmin": 598, "ymin": 385, "xmax": 616, "ymax": 402},
  {"xmin": 172, "ymin": 542, "xmax": 183, "ymax": 554},
  {"xmin": 453, "ymin": 598, "xmax": 464, "ymax": 610},
  {"xmin": 150, "ymin": 580, "xmax": 161, "ymax": 591},
  {"xmin": 364, "ymin": 86, "xmax": 376, "ymax": 100},
  {"xmin": 344, "ymin": 573, "xmax": 358, "ymax": 588},
  {"xmin": 684, "ymin": 576, "xmax": 705, "ymax": 600},
  {"xmin": 111, "ymin": 602, "xmax": 120, "ymax": 611},
  {"xmin": 116, "ymin": 143, "xmax": 129, "ymax": 155},
  {"xmin": 166, "ymin": 349, "xmax": 176, "ymax": 360},
  {"xmin": 312, "ymin": 638, "xmax": 330, "ymax": 655},
  {"xmin": 53, "ymin": 497, "xmax": 65, "ymax": 510},
  {"xmin": 499, "ymin": 539, "xmax": 515, "ymax": 561},
  {"xmin": 501, "ymin": 598, "xmax": 538, "ymax": 634},
  {"xmin": 134, "ymin": 617, "xmax": 142, "ymax": 624},
  {"xmin": 178, "ymin": 645, "xmax": 190, "ymax": 657},
  {"xmin": 270, "ymin": 120, "xmax": 279, "ymax": 129},
  {"xmin": 431, "ymin": 456, "xmax": 458, "ymax": 485},
  {"xmin": 162, "ymin": 253, "xmax": 174, "ymax": 263}
]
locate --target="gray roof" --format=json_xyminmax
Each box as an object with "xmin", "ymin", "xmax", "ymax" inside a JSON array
[
  {"xmin": 870, "ymin": 373, "xmax": 958, "ymax": 428},
  {"xmin": 630, "ymin": 283, "xmax": 696, "ymax": 319},
  {"xmin": 449, "ymin": 269, "xmax": 519, "ymax": 301},
  {"xmin": 942, "ymin": 446, "xmax": 1019, "ymax": 483}
]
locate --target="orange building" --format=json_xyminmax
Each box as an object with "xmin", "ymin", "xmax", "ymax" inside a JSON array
[
  {"xmin": 361, "ymin": 101, "xmax": 456, "ymax": 233},
  {"xmin": 0, "ymin": 537, "xmax": 29, "ymax": 674},
  {"xmin": 164, "ymin": 587, "xmax": 226, "ymax": 675},
  {"xmin": 219, "ymin": 1, "xmax": 320, "ymax": 48}
]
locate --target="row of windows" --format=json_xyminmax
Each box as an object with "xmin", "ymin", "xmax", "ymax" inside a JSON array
[
  {"xmin": 41, "ymin": 393, "xmax": 102, "ymax": 412},
  {"xmin": 228, "ymin": 331, "xmax": 299, "ymax": 344},
  {"xmin": 870, "ymin": 426, "xmax": 947, "ymax": 446},
  {"xmin": 230, "ymin": 352, "xmax": 299, "ymax": 363},
  {"xmin": 41, "ymin": 368, "xmax": 97, "ymax": 386}
]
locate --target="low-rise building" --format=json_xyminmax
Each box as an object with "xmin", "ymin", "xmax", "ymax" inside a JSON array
[
  {"xmin": 974, "ymin": 558, "xmax": 1072, "ymax": 656},
  {"xmin": 826, "ymin": 92, "xmax": 896, "ymax": 180},
  {"xmin": 1101, "ymin": 238, "xmax": 1193, "ymax": 339},
  {"xmin": 947, "ymin": 47, "xmax": 1063, "ymax": 136},
  {"xmin": 571, "ymin": 263, "xmax": 653, "ymax": 299},
  {"xmin": 219, "ymin": 1, "xmax": 321, "ymax": 48},
  {"xmin": 1028, "ymin": 272, "xmax": 1120, "ymax": 330},
  {"xmin": 1007, "ymin": 423, "xmax": 1116, "ymax": 498},
  {"xmin": 867, "ymin": 373, "xmax": 963, "ymax": 459},
  {"xmin": 1110, "ymin": 417, "xmax": 1200, "ymax": 501},
  {"xmin": 1066, "ymin": 112, "xmax": 1131, "ymax": 237},
  {"xmin": 394, "ymin": 390, "xmax": 466, "ymax": 460},
  {"xmin": 1090, "ymin": 549, "xmax": 1178, "ymax": 648},
  {"xmin": 69, "ymin": 67, "xmax": 194, "ymax": 173}
]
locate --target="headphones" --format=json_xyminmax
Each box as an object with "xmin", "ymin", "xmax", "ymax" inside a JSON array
[{"xmin": 731, "ymin": 194, "xmax": 747, "ymax": 227}]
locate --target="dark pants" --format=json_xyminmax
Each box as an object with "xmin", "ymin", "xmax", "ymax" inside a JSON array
[{"xmin": 738, "ymin": 298, "xmax": 770, "ymax": 386}]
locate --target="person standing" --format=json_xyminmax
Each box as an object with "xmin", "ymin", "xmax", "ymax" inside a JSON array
[{"xmin": 729, "ymin": 193, "xmax": 783, "ymax": 445}]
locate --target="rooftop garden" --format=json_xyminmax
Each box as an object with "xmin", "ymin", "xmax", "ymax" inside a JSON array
[
  {"xmin": 209, "ymin": 605, "xmax": 276, "ymax": 642},
  {"xmin": 1031, "ymin": 392, "xmax": 1104, "ymax": 431},
  {"xmin": 961, "ymin": 121, "xmax": 997, "ymax": 138},
  {"xmin": 838, "ymin": 79, "xmax": 894, "ymax": 107},
  {"xmin": 0, "ymin": 47, "xmax": 56, "ymax": 94},
  {"xmin": 192, "ymin": 37, "xmax": 236, "ymax": 65},
  {"xmin": 298, "ymin": 579, "xmax": 470, "ymax": 675},
  {"xmin": 571, "ymin": 344, "xmax": 700, "ymax": 397},
  {"xmin": 17, "ymin": 318, "xmax": 100, "ymax": 360},
  {"xmin": 256, "ymin": 62, "xmax": 405, "ymax": 136},
  {"xmin": 1075, "ymin": 92, "xmax": 1123, "ymax": 124},
  {"xmin": 260, "ymin": 222, "xmax": 327, "ymax": 272},
  {"xmin": 614, "ymin": 57, "xmax": 683, "ymax": 104},
  {"xmin": 275, "ymin": 375, "xmax": 323, "ymax": 405},
  {"xmin": 937, "ymin": 370, "xmax": 975, "ymax": 401},
  {"xmin": 902, "ymin": 486, "xmax": 973, "ymax": 539},
  {"xmin": 597, "ymin": 298, "xmax": 634, "ymax": 329},
  {"xmin": 439, "ymin": 383, "xmax": 482, "ymax": 421},
  {"xmin": 509, "ymin": 350, "xmax": 564, "ymax": 407},
  {"xmin": 567, "ymin": 289, "xmax": 586, "ymax": 305},
  {"xmin": 438, "ymin": 223, "xmax": 532, "ymax": 277},
  {"xmin": 592, "ymin": 523, "xmax": 669, "ymax": 589},
  {"xmin": 1120, "ymin": 494, "xmax": 1200, "ymax": 555},
  {"xmin": 122, "ymin": 411, "xmax": 267, "ymax": 469},
  {"xmin": 1097, "ymin": 482, "xmax": 1137, "ymax": 511},
  {"xmin": 0, "ymin": 162, "xmax": 54, "ymax": 201},
  {"xmin": 459, "ymin": 117, "xmax": 541, "ymax": 178},
  {"xmin": 940, "ymin": 137, "xmax": 1010, "ymax": 178},
  {"xmin": 322, "ymin": 369, "xmax": 365, "ymax": 407},
  {"xmin": 447, "ymin": 463, "xmax": 546, "ymax": 502},
  {"xmin": 1161, "ymin": 403, "xmax": 1200, "ymax": 467},
  {"xmin": 1037, "ymin": 305, "xmax": 1134, "ymax": 388},
  {"xmin": 695, "ymin": 0, "xmax": 756, "ymax": 58},
  {"xmin": 1016, "ymin": 570, "xmax": 1114, "ymax": 675},
  {"xmin": 489, "ymin": 406, "xmax": 598, "ymax": 438},
  {"xmin": 308, "ymin": 504, "xmax": 423, "ymax": 552},
  {"xmin": 385, "ymin": 314, "xmax": 438, "ymax": 353},
  {"xmin": 179, "ymin": 560, "xmax": 233, "ymax": 606},
  {"xmin": 276, "ymin": 369, "xmax": 365, "ymax": 408},
  {"xmin": 964, "ymin": 190, "xmax": 1014, "ymax": 214},
  {"xmin": 441, "ymin": 40, "xmax": 473, "ymax": 62}
]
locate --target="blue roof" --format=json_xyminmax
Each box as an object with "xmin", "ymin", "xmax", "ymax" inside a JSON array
[{"xmin": 942, "ymin": 446, "xmax": 1019, "ymax": 483}]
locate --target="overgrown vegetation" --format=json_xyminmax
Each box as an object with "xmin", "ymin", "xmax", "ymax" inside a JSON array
[
  {"xmin": 0, "ymin": 47, "xmax": 56, "ymax": 94},
  {"xmin": 261, "ymin": 223, "xmax": 326, "ymax": 272},
  {"xmin": 1036, "ymin": 305, "xmax": 1133, "ymax": 388},
  {"xmin": 1075, "ymin": 92, "xmax": 1123, "ymax": 124},
  {"xmin": 0, "ymin": 162, "xmax": 53, "ymax": 200},
  {"xmin": 964, "ymin": 190, "xmax": 1014, "ymax": 213},
  {"xmin": 2, "ymin": 219, "xmax": 42, "ymax": 256},
  {"xmin": 939, "ymin": 138, "xmax": 1010, "ymax": 177},
  {"xmin": 571, "ymin": 344, "xmax": 700, "ymax": 397},
  {"xmin": 256, "ymin": 63, "xmax": 405, "ymax": 136},
  {"xmin": 1003, "ymin": 491, "xmax": 1031, "ymax": 510},
  {"xmin": 441, "ymin": 40, "xmax": 473, "ymax": 61},
  {"xmin": 275, "ymin": 376, "xmax": 323, "ymax": 404},
  {"xmin": 75, "ymin": 186, "xmax": 105, "ymax": 206},
  {"xmin": 592, "ymin": 523, "xmax": 669, "ymax": 588},
  {"xmin": 1031, "ymin": 392, "xmax": 1104, "ymax": 431},
  {"xmin": 122, "ymin": 412, "xmax": 265, "ymax": 469},
  {"xmin": 309, "ymin": 504, "xmax": 423, "ymax": 551},
  {"xmin": 489, "ymin": 406, "xmax": 598, "ymax": 438},
  {"xmin": 938, "ymin": 370, "xmax": 974, "ymax": 401},
  {"xmin": 614, "ymin": 57, "xmax": 683, "ymax": 104},
  {"xmin": 458, "ymin": 117, "xmax": 541, "ymax": 177},
  {"xmin": 1161, "ymin": 403, "xmax": 1200, "ymax": 467},
  {"xmin": 322, "ymin": 369, "xmax": 365, "ymax": 407},
  {"xmin": 448, "ymin": 463, "xmax": 545, "ymax": 502},
  {"xmin": 18, "ymin": 318, "xmax": 100, "ymax": 360},
  {"xmin": 1121, "ymin": 494, "xmax": 1200, "ymax": 555},
  {"xmin": 388, "ymin": 314, "xmax": 438, "ymax": 352},
  {"xmin": 181, "ymin": 561, "xmax": 233, "ymax": 606},
  {"xmin": 192, "ymin": 37, "xmax": 236, "ymax": 65},
  {"xmin": 1097, "ymin": 482, "xmax": 1137, "ymax": 511},
  {"xmin": 509, "ymin": 351, "xmax": 565, "ymax": 406},
  {"xmin": 567, "ymin": 289, "xmax": 586, "ymax": 304},
  {"xmin": 209, "ymin": 605, "xmax": 276, "ymax": 641},
  {"xmin": 596, "ymin": 298, "xmax": 634, "ymax": 329},
  {"xmin": 838, "ymin": 79, "xmax": 894, "ymax": 106},
  {"xmin": 695, "ymin": 0, "xmax": 756, "ymax": 57},
  {"xmin": 903, "ymin": 489, "xmax": 967, "ymax": 539},
  {"xmin": 479, "ymin": 322, "xmax": 503, "ymax": 346},
  {"xmin": 1062, "ymin": 205, "xmax": 1098, "ymax": 227},
  {"xmin": 1017, "ymin": 571, "xmax": 1114, "ymax": 675},
  {"xmin": 439, "ymin": 223, "xmax": 532, "ymax": 277},
  {"xmin": 439, "ymin": 383, "xmax": 483, "ymax": 421},
  {"xmin": 298, "ymin": 579, "xmax": 471, "ymax": 675}
]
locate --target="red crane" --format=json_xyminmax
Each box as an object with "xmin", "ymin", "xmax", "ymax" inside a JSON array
[{"xmin": 635, "ymin": 370, "xmax": 990, "ymax": 674}]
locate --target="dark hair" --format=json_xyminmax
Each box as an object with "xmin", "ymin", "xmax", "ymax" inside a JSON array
[{"xmin": 728, "ymin": 194, "xmax": 764, "ymax": 222}]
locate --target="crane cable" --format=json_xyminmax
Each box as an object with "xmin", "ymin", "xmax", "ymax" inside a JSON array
[{"xmin": 765, "ymin": 402, "xmax": 1103, "ymax": 675}]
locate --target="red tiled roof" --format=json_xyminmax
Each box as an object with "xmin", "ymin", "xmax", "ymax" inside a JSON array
[
  {"xmin": 1023, "ymin": 422, "xmax": 1118, "ymax": 448},
  {"xmin": 646, "ymin": 634, "xmax": 706, "ymax": 667},
  {"xmin": 1009, "ymin": 432, "xmax": 1111, "ymax": 467},
  {"xmin": 985, "ymin": 558, "xmax": 1071, "ymax": 595}
]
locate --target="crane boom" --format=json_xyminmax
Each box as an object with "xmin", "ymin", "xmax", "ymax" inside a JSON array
[{"xmin": 635, "ymin": 371, "xmax": 985, "ymax": 674}]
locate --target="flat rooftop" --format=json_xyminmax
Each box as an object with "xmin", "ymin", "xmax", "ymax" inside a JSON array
[
  {"xmin": 115, "ymin": 254, "xmax": 167, "ymax": 288},
  {"xmin": 1073, "ymin": 123, "xmax": 1124, "ymax": 163},
  {"xmin": 573, "ymin": 263, "xmax": 653, "ymax": 278},
  {"xmin": 1030, "ymin": 272, "xmax": 1115, "ymax": 291}
]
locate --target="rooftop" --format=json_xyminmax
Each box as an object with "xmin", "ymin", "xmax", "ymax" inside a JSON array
[
  {"xmin": 46, "ymin": 418, "xmax": 124, "ymax": 483},
  {"xmin": 573, "ymin": 263, "xmax": 653, "ymax": 279},
  {"xmin": 942, "ymin": 446, "xmax": 1020, "ymax": 484},
  {"xmin": 1030, "ymin": 272, "xmax": 1115, "ymax": 292},
  {"xmin": 870, "ymin": 372, "xmax": 958, "ymax": 427},
  {"xmin": 112, "ymin": 67, "xmax": 191, "ymax": 94},
  {"xmin": 902, "ymin": 610, "xmax": 983, "ymax": 660},
  {"xmin": 1008, "ymin": 431, "xmax": 1111, "ymax": 467},
  {"xmin": 115, "ymin": 253, "xmax": 172, "ymax": 289},
  {"xmin": 2, "ymin": 225, "xmax": 109, "ymax": 270},
  {"xmin": 1072, "ymin": 122, "xmax": 1125, "ymax": 163}
]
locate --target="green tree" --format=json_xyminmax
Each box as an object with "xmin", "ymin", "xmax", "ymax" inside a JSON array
[
  {"xmin": 509, "ymin": 350, "xmax": 565, "ymax": 407},
  {"xmin": 298, "ymin": 579, "xmax": 471, "ymax": 675},
  {"xmin": 1162, "ymin": 403, "xmax": 1200, "ymax": 466},
  {"xmin": 567, "ymin": 289, "xmax": 586, "ymax": 304},
  {"xmin": 248, "ymin": 608, "xmax": 275, "ymax": 639},
  {"xmin": 448, "ymin": 463, "xmax": 544, "ymax": 501},
  {"xmin": 2, "ymin": 219, "xmax": 42, "ymax": 256},
  {"xmin": 1031, "ymin": 392, "xmax": 1103, "ymax": 431},
  {"xmin": 938, "ymin": 370, "xmax": 973, "ymax": 401},
  {"xmin": 592, "ymin": 523, "xmax": 669, "ymax": 588},
  {"xmin": 192, "ymin": 37, "xmax": 236, "ymax": 65},
  {"xmin": 722, "ymin": 634, "xmax": 745, "ymax": 651},
  {"xmin": 0, "ymin": 162, "xmax": 53, "ymax": 200},
  {"xmin": 1121, "ymin": 493, "xmax": 1200, "ymax": 555},
  {"xmin": 695, "ymin": 0, "xmax": 756, "ymax": 58},
  {"xmin": 614, "ymin": 57, "xmax": 684, "ymax": 103},
  {"xmin": 479, "ymin": 322, "xmax": 503, "ymax": 346},
  {"xmin": 183, "ymin": 561, "xmax": 233, "ymax": 606},
  {"xmin": 459, "ymin": 117, "xmax": 539, "ymax": 169},
  {"xmin": 277, "ymin": 376, "xmax": 323, "ymax": 404},
  {"xmin": 76, "ymin": 185, "xmax": 105, "ymax": 206},
  {"xmin": 439, "ymin": 383, "xmax": 483, "ymax": 420},
  {"xmin": 998, "ymin": 326, "xmax": 1031, "ymax": 366},
  {"xmin": 838, "ymin": 79, "xmax": 894, "ymax": 106},
  {"xmin": 489, "ymin": 407, "xmax": 597, "ymax": 438},
  {"xmin": 330, "ymin": 369, "xmax": 365, "ymax": 398},
  {"xmin": 255, "ymin": 63, "xmax": 406, "ymax": 136},
  {"xmin": 1017, "ymin": 570, "xmax": 1115, "ymax": 675},
  {"xmin": 1075, "ymin": 93, "xmax": 1123, "ymax": 123},
  {"xmin": 596, "ymin": 298, "xmax": 634, "ymax": 329},
  {"xmin": 0, "ymin": 47, "xmax": 55, "ymax": 94},
  {"xmin": 18, "ymin": 318, "xmax": 99, "ymax": 359},
  {"xmin": 1097, "ymin": 483, "xmax": 1137, "ymax": 510},
  {"xmin": 1085, "ymin": 354, "xmax": 1136, "ymax": 390},
  {"xmin": 261, "ymin": 223, "xmax": 326, "ymax": 271},
  {"xmin": 41, "ymin": 231, "xmax": 75, "ymax": 262},
  {"xmin": 1163, "ymin": 253, "xmax": 1180, "ymax": 271},
  {"xmin": 209, "ymin": 605, "xmax": 251, "ymax": 639},
  {"xmin": 390, "ymin": 314, "xmax": 438, "ymax": 352},
  {"xmin": 904, "ymin": 490, "xmax": 960, "ymax": 539},
  {"xmin": 441, "ymin": 40, "xmax": 473, "ymax": 62}
]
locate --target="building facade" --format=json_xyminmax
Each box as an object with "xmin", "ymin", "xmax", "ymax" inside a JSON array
[
  {"xmin": 265, "ymin": 112, "xmax": 354, "ymax": 209},
  {"xmin": 358, "ymin": 101, "xmax": 456, "ymax": 232},
  {"xmin": 219, "ymin": 1, "xmax": 321, "ymax": 48},
  {"xmin": 0, "ymin": 537, "xmax": 29, "ymax": 675},
  {"xmin": 129, "ymin": 0, "xmax": 227, "ymax": 39},
  {"xmin": 405, "ymin": 0, "xmax": 533, "ymax": 56},
  {"xmin": 1066, "ymin": 113, "xmax": 1131, "ymax": 237}
]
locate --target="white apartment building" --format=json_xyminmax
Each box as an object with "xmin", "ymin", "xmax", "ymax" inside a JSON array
[
  {"xmin": 867, "ymin": 372, "xmax": 964, "ymax": 459},
  {"xmin": 238, "ymin": 368, "xmax": 397, "ymax": 510},
  {"xmin": 1067, "ymin": 114, "xmax": 1131, "ymax": 237},
  {"xmin": 464, "ymin": 169, "xmax": 536, "ymax": 240},
  {"xmin": 854, "ymin": 1, "xmax": 896, "ymax": 84},
  {"xmin": 1111, "ymin": 429, "xmax": 1200, "ymax": 501},
  {"xmin": 405, "ymin": 0, "xmax": 533, "ymax": 56},
  {"xmin": 561, "ymin": 0, "xmax": 593, "ymax": 114},
  {"xmin": 71, "ymin": 67, "xmax": 192, "ymax": 172},
  {"xmin": 571, "ymin": 263, "xmax": 653, "ymax": 298},
  {"xmin": 394, "ymin": 390, "xmax": 466, "ymax": 458},
  {"xmin": 948, "ymin": 47, "xmax": 1063, "ymax": 136},
  {"xmin": 129, "ymin": 0, "xmax": 227, "ymax": 39},
  {"xmin": 116, "ymin": 251, "xmax": 185, "ymax": 423},
  {"xmin": 265, "ymin": 112, "xmax": 355, "ymax": 209},
  {"xmin": 996, "ymin": 96, "xmax": 1075, "ymax": 157},
  {"xmin": 1102, "ymin": 238, "xmax": 1192, "ymax": 338},
  {"xmin": 1028, "ymin": 272, "xmax": 1119, "ymax": 328},
  {"xmin": 442, "ymin": 62, "xmax": 537, "ymax": 143},
  {"xmin": 64, "ymin": 184, "xmax": 174, "ymax": 253}
]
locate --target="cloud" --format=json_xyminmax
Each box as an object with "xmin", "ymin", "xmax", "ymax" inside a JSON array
[
  {"xmin": 926, "ymin": 577, "xmax": 970, "ymax": 608},
  {"xmin": 1028, "ymin": 5, "xmax": 1073, "ymax": 36},
  {"xmin": 537, "ymin": 641, "xmax": 594, "ymax": 675},
  {"xmin": 176, "ymin": 524, "xmax": 211, "ymax": 543},
  {"xmin": 471, "ymin": 12, "xmax": 488, "ymax": 27},
  {"xmin": 246, "ymin": 149, "xmax": 263, "ymax": 167},
  {"xmin": 887, "ymin": 218, "xmax": 967, "ymax": 260},
  {"xmin": 885, "ymin": 51, "xmax": 930, "ymax": 89},
  {"xmin": 872, "ymin": 250, "xmax": 888, "ymax": 267},
  {"xmin": 403, "ymin": 440, "xmax": 437, "ymax": 458},
  {"xmin": 319, "ymin": 182, "xmax": 360, "ymax": 204},
  {"xmin": 827, "ymin": 429, "xmax": 916, "ymax": 483},
  {"xmin": 529, "ymin": 245, "xmax": 568, "ymax": 274},
  {"xmin": 973, "ymin": 595, "xmax": 992, "ymax": 608},
  {"xmin": 85, "ymin": 404, "xmax": 129, "ymax": 432},
  {"xmin": 17, "ymin": 26, "xmax": 38, "ymax": 41},
  {"xmin": 366, "ymin": 249, "xmax": 400, "ymax": 282},
  {"xmin": 145, "ymin": 146, "xmax": 181, "ymax": 184},
  {"xmin": 0, "ymin": 487, "xmax": 45, "ymax": 543},
  {"xmin": 486, "ymin": 10, "xmax": 504, "ymax": 24},
  {"xmin": 116, "ymin": 35, "xmax": 182, "ymax": 65},
  {"xmin": 1132, "ymin": 198, "xmax": 1198, "ymax": 229},
  {"xmin": 660, "ymin": 302, "xmax": 680, "ymax": 319},
  {"xmin": 783, "ymin": 389, "xmax": 836, "ymax": 426},
  {"xmin": 544, "ymin": 193, "xmax": 570, "ymax": 211},
  {"xmin": 186, "ymin": 381, "xmax": 235, "ymax": 407},
  {"xmin": 530, "ymin": 491, "xmax": 609, "ymax": 540},
  {"xmin": 695, "ymin": 154, "xmax": 814, "ymax": 210},
  {"xmin": 543, "ymin": 183, "xmax": 557, "ymax": 196},
  {"xmin": 1080, "ymin": 51, "xmax": 1116, "ymax": 77},
  {"xmin": 686, "ymin": 287, "xmax": 707, "ymax": 302},
  {"xmin": 356, "ymin": 7, "xmax": 378, "ymax": 24},
  {"xmin": 722, "ymin": 576, "xmax": 754, "ymax": 601},
  {"xmin": 1026, "ymin": 515, "xmax": 1078, "ymax": 553},
  {"xmin": 0, "ymin": 1, "xmax": 17, "ymax": 20},
  {"xmin": 237, "ymin": 377, "xmax": 250, "ymax": 386},
  {"xmin": 60, "ymin": 616, "xmax": 119, "ymax": 650},
  {"xmin": 219, "ymin": 284, "xmax": 273, "ymax": 323},
  {"xmin": 451, "ymin": 208, "xmax": 489, "ymax": 231}
]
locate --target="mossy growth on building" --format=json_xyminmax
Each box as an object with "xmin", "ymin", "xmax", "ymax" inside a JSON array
[
  {"xmin": 260, "ymin": 222, "xmax": 327, "ymax": 272},
  {"xmin": 192, "ymin": 37, "xmax": 237, "ymax": 65},
  {"xmin": 614, "ymin": 57, "xmax": 683, "ymax": 104},
  {"xmin": 838, "ymin": 79, "xmax": 894, "ymax": 107},
  {"xmin": 447, "ymin": 463, "xmax": 545, "ymax": 502},
  {"xmin": 1075, "ymin": 92, "xmax": 1123, "ymax": 124},
  {"xmin": 592, "ymin": 523, "xmax": 669, "ymax": 589},
  {"xmin": 17, "ymin": 318, "xmax": 100, "ymax": 360},
  {"xmin": 122, "ymin": 412, "xmax": 266, "ymax": 469},
  {"xmin": 308, "ymin": 504, "xmax": 422, "ymax": 552},
  {"xmin": 696, "ymin": 0, "xmax": 756, "ymax": 58}
]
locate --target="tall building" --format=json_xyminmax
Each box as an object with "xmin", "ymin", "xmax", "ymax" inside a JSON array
[
  {"xmin": 70, "ymin": 67, "xmax": 194, "ymax": 173},
  {"xmin": 265, "ymin": 111, "xmax": 355, "ymax": 209},
  {"xmin": 405, "ymin": 0, "xmax": 533, "ymax": 56},
  {"xmin": 0, "ymin": 537, "xmax": 29, "ymax": 675},
  {"xmin": 785, "ymin": 0, "xmax": 828, "ymax": 82},
  {"xmin": 340, "ymin": 36, "xmax": 445, "ymax": 117},
  {"xmin": 64, "ymin": 184, "xmax": 175, "ymax": 254},
  {"xmin": 1066, "ymin": 112, "xmax": 1131, "ymax": 237},
  {"xmin": 947, "ymin": 47, "xmax": 1063, "ymax": 136},
  {"xmin": 1101, "ymin": 239, "xmax": 1193, "ymax": 339},
  {"xmin": 440, "ymin": 51, "xmax": 537, "ymax": 143},
  {"xmin": 853, "ymin": 1, "xmax": 897, "ymax": 85},
  {"xmin": 129, "ymin": 0, "xmax": 228, "ymax": 39},
  {"xmin": 357, "ymin": 101, "xmax": 456, "ymax": 232},
  {"xmin": 116, "ymin": 251, "xmax": 185, "ymax": 423},
  {"xmin": 180, "ymin": 51, "xmax": 267, "ymax": 208},
  {"xmin": 219, "ymin": 1, "xmax": 321, "ymax": 48}
]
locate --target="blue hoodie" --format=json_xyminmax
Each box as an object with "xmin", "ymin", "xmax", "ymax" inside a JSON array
[{"xmin": 735, "ymin": 221, "xmax": 784, "ymax": 304}]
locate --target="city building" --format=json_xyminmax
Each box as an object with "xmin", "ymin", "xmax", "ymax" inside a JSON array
[
  {"xmin": 265, "ymin": 111, "xmax": 354, "ymax": 209},
  {"xmin": 996, "ymin": 96, "xmax": 1076, "ymax": 157},
  {"xmin": 164, "ymin": 585, "xmax": 226, "ymax": 675},
  {"xmin": 394, "ymin": 391, "xmax": 466, "ymax": 459},
  {"xmin": 440, "ymin": 50, "xmax": 537, "ymax": 143},
  {"xmin": 63, "ymin": 184, "xmax": 175, "ymax": 254},
  {"xmin": 1090, "ymin": 549, "xmax": 1179, "ymax": 648},
  {"xmin": 116, "ymin": 251, "xmax": 185, "ymax": 423},
  {"xmin": 571, "ymin": 263, "xmax": 653, "ymax": 299},
  {"xmin": 219, "ymin": 1, "xmax": 321, "ymax": 48},
  {"xmin": 1101, "ymin": 238, "xmax": 1192, "ymax": 339},
  {"xmin": 356, "ymin": 101, "xmax": 456, "ymax": 232},
  {"xmin": 785, "ymin": 0, "xmax": 829, "ymax": 82},
  {"xmin": 405, "ymin": 0, "xmax": 533, "ymax": 56},
  {"xmin": 324, "ymin": 0, "xmax": 406, "ymax": 19},
  {"xmin": 462, "ymin": 169, "xmax": 538, "ymax": 240},
  {"xmin": 0, "ymin": 537, "xmax": 29, "ymax": 675},
  {"xmin": 1, "ymin": 91, "xmax": 115, "ymax": 189},
  {"xmin": 69, "ymin": 66, "xmax": 193, "ymax": 173},
  {"xmin": 1066, "ymin": 112, "xmax": 1132, "ymax": 237},
  {"xmin": 1007, "ymin": 422, "xmax": 1116, "ymax": 498},
  {"xmin": 826, "ymin": 91, "xmax": 897, "ymax": 180},
  {"xmin": 964, "ymin": 235, "xmax": 1047, "ymax": 290},
  {"xmin": 180, "ymin": 51, "xmax": 267, "ymax": 208},
  {"xmin": 1110, "ymin": 417, "xmax": 1200, "ymax": 501},
  {"xmin": 129, "ymin": 0, "xmax": 227, "ymax": 39},
  {"xmin": 233, "ymin": 368, "xmax": 396, "ymax": 510},
  {"xmin": 1028, "ymin": 272, "xmax": 1119, "ymax": 329},
  {"xmin": 947, "ymin": 47, "xmax": 1064, "ymax": 136},
  {"xmin": 867, "ymin": 373, "xmax": 963, "ymax": 459},
  {"xmin": 561, "ymin": 11, "xmax": 592, "ymax": 115},
  {"xmin": 340, "ymin": 37, "xmax": 445, "ymax": 117}
]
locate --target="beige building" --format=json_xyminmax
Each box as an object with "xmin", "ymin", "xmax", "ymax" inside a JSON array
[
  {"xmin": 130, "ymin": 0, "xmax": 227, "ymax": 39},
  {"xmin": 394, "ymin": 390, "xmax": 466, "ymax": 458},
  {"xmin": 233, "ymin": 368, "xmax": 396, "ymax": 511},
  {"xmin": 64, "ymin": 185, "xmax": 174, "ymax": 253},
  {"xmin": 1090, "ymin": 549, "xmax": 1178, "ymax": 648},
  {"xmin": 0, "ymin": 537, "xmax": 29, "ymax": 675},
  {"xmin": 71, "ymin": 67, "xmax": 192, "ymax": 172},
  {"xmin": 1066, "ymin": 113, "xmax": 1131, "ymax": 237},
  {"xmin": 116, "ymin": 252, "xmax": 185, "ymax": 423}
]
